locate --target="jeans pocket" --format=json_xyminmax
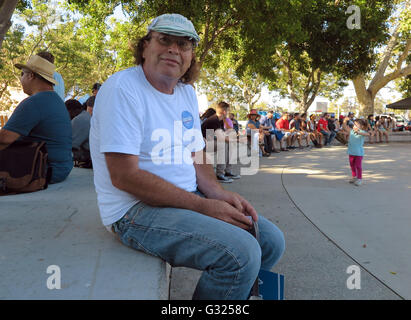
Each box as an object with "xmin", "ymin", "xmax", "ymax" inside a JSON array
[{"xmin": 114, "ymin": 202, "xmax": 146, "ymax": 234}]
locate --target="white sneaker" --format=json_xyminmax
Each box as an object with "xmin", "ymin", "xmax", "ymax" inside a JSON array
[
  {"xmin": 349, "ymin": 177, "xmax": 357, "ymax": 183},
  {"xmin": 354, "ymin": 179, "xmax": 362, "ymax": 186}
]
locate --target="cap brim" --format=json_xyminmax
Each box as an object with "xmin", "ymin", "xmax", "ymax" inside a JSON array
[{"xmin": 149, "ymin": 27, "xmax": 200, "ymax": 43}]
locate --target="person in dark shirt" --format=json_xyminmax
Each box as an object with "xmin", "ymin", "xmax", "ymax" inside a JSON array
[
  {"xmin": 259, "ymin": 111, "xmax": 283, "ymax": 152},
  {"xmin": 0, "ymin": 55, "xmax": 73, "ymax": 183},
  {"xmin": 327, "ymin": 114, "xmax": 337, "ymax": 132},
  {"xmin": 201, "ymin": 111, "xmax": 223, "ymax": 138},
  {"xmin": 71, "ymin": 96, "xmax": 95, "ymax": 168},
  {"xmin": 201, "ymin": 102, "xmax": 240, "ymax": 183},
  {"xmin": 200, "ymin": 107, "xmax": 216, "ymax": 125}
]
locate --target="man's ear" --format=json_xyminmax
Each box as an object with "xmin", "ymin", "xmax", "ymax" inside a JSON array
[{"xmin": 27, "ymin": 71, "xmax": 36, "ymax": 80}]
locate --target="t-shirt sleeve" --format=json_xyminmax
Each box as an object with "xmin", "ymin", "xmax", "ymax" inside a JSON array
[
  {"xmin": 4, "ymin": 98, "xmax": 41, "ymax": 136},
  {"xmin": 96, "ymin": 82, "xmax": 145, "ymax": 155}
]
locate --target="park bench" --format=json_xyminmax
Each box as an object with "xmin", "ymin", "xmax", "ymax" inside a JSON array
[{"xmin": 0, "ymin": 168, "xmax": 170, "ymax": 299}]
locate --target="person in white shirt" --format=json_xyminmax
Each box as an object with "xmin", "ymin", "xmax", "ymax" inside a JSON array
[{"xmin": 89, "ymin": 13, "xmax": 284, "ymax": 300}]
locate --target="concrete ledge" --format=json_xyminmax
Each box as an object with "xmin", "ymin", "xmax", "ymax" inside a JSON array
[
  {"xmin": 0, "ymin": 168, "xmax": 170, "ymax": 299},
  {"xmin": 387, "ymin": 131, "xmax": 411, "ymax": 141}
]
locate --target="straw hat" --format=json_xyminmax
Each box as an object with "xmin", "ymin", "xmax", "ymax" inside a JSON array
[
  {"xmin": 15, "ymin": 55, "xmax": 57, "ymax": 85},
  {"xmin": 247, "ymin": 109, "xmax": 261, "ymax": 120},
  {"xmin": 247, "ymin": 109, "xmax": 260, "ymax": 119}
]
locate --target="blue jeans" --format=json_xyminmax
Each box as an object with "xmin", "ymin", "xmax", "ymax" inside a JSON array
[
  {"xmin": 320, "ymin": 130, "xmax": 336, "ymax": 145},
  {"xmin": 112, "ymin": 191, "xmax": 285, "ymax": 300}
]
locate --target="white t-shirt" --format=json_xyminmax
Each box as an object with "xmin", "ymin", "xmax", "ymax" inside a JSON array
[{"xmin": 90, "ymin": 66, "xmax": 205, "ymax": 226}]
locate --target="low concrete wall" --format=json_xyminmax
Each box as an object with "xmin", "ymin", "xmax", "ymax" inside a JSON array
[{"xmin": 0, "ymin": 168, "xmax": 170, "ymax": 299}]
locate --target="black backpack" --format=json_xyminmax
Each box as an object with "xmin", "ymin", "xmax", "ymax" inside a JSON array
[
  {"xmin": 0, "ymin": 140, "xmax": 51, "ymax": 195},
  {"xmin": 72, "ymin": 143, "xmax": 92, "ymax": 169}
]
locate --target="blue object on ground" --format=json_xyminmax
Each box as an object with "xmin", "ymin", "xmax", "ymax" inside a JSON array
[{"xmin": 258, "ymin": 269, "xmax": 285, "ymax": 300}]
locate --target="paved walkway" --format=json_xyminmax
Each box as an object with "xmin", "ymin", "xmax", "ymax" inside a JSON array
[
  {"xmin": 170, "ymin": 142, "xmax": 410, "ymax": 299},
  {"xmin": 1, "ymin": 139, "xmax": 408, "ymax": 300}
]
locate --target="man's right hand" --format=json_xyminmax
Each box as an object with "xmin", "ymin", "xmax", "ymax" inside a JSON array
[{"xmin": 199, "ymin": 198, "xmax": 253, "ymax": 230}]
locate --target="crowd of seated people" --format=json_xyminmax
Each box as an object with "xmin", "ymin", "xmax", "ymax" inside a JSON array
[{"xmin": 199, "ymin": 107, "xmax": 398, "ymax": 162}]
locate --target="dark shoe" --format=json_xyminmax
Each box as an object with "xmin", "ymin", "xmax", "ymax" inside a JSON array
[
  {"xmin": 271, "ymin": 148, "xmax": 280, "ymax": 153},
  {"xmin": 225, "ymin": 172, "xmax": 241, "ymax": 179},
  {"xmin": 281, "ymin": 148, "xmax": 289, "ymax": 151},
  {"xmin": 216, "ymin": 174, "xmax": 233, "ymax": 183}
]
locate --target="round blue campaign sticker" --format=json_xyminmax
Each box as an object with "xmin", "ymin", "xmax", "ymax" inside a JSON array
[{"xmin": 181, "ymin": 111, "xmax": 194, "ymax": 129}]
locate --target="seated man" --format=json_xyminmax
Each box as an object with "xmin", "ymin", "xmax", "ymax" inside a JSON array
[
  {"xmin": 72, "ymin": 96, "xmax": 95, "ymax": 168},
  {"xmin": 366, "ymin": 114, "xmax": 377, "ymax": 144},
  {"xmin": 308, "ymin": 114, "xmax": 323, "ymax": 147},
  {"xmin": 289, "ymin": 113, "xmax": 308, "ymax": 148},
  {"xmin": 327, "ymin": 114, "xmax": 338, "ymax": 135},
  {"xmin": 276, "ymin": 112, "xmax": 297, "ymax": 149},
  {"xmin": 0, "ymin": 55, "xmax": 73, "ymax": 184},
  {"xmin": 246, "ymin": 109, "xmax": 271, "ymax": 157},
  {"xmin": 90, "ymin": 14, "xmax": 284, "ymax": 300},
  {"xmin": 317, "ymin": 113, "xmax": 336, "ymax": 146},
  {"xmin": 259, "ymin": 111, "xmax": 282, "ymax": 153},
  {"xmin": 375, "ymin": 115, "xmax": 389, "ymax": 143},
  {"xmin": 300, "ymin": 113, "xmax": 317, "ymax": 147}
]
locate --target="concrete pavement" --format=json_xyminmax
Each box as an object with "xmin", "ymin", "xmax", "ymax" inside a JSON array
[
  {"xmin": 170, "ymin": 141, "xmax": 409, "ymax": 300},
  {"xmin": 1, "ymin": 138, "xmax": 408, "ymax": 300},
  {"xmin": 281, "ymin": 142, "xmax": 410, "ymax": 299}
]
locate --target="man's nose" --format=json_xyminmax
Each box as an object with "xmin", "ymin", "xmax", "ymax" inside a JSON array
[{"xmin": 167, "ymin": 41, "xmax": 181, "ymax": 54}]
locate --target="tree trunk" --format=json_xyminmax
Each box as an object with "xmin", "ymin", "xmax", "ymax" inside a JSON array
[
  {"xmin": 358, "ymin": 94, "xmax": 374, "ymax": 116},
  {"xmin": 351, "ymin": 21, "xmax": 411, "ymax": 116},
  {"xmin": 352, "ymin": 74, "xmax": 375, "ymax": 116},
  {"xmin": 0, "ymin": 0, "xmax": 19, "ymax": 50}
]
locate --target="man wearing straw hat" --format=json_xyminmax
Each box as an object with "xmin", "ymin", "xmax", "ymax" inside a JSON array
[
  {"xmin": 90, "ymin": 13, "xmax": 284, "ymax": 300},
  {"xmin": 0, "ymin": 55, "xmax": 73, "ymax": 183}
]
